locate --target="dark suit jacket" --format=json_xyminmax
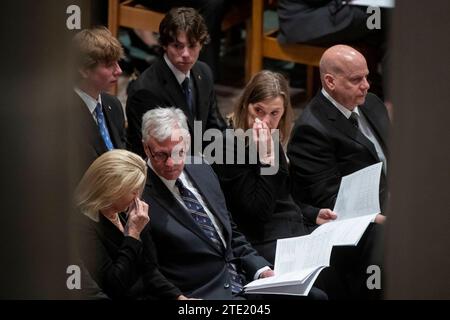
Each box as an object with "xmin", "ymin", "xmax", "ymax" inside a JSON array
[
  {"xmin": 212, "ymin": 134, "xmax": 314, "ymax": 263},
  {"xmin": 142, "ymin": 158, "xmax": 270, "ymax": 299},
  {"xmin": 72, "ymin": 92, "xmax": 126, "ymax": 179},
  {"xmin": 287, "ymin": 91, "xmax": 390, "ymax": 217},
  {"xmin": 278, "ymin": 0, "xmax": 369, "ymax": 44},
  {"xmin": 77, "ymin": 213, "xmax": 181, "ymax": 300},
  {"xmin": 126, "ymin": 57, "xmax": 226, "ymax": 157}
]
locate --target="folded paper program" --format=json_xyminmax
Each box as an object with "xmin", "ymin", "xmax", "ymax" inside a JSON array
[{"xmin": 245, "ymin": 162, "xmax": 383, "ymax": 296}]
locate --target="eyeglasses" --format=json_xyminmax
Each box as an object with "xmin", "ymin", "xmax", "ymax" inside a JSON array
[{"xmin": 147, "ymin": 146, "xmax": 185, "ymax": 163}]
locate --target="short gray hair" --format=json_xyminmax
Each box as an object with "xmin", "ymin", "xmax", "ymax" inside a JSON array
[{"xmin": 141, "ymin": 107, "xmax": 190, "ymax": 143}]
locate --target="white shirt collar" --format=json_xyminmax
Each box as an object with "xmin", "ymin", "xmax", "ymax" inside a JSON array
[
  {"xmin": 163, "ymin": 54, "xmax": 190, "ymax": 85},
  {"xmin": 74, "ymin": 87, "xmax": 102, "ymax": 115},
  {"xmin": 321, "ymin": 88, "xmax": 359, "ymax": 119}
]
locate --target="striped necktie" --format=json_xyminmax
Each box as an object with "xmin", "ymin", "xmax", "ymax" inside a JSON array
[
  {"xmin": 94, "ymin": 102, "xmax": 114, "ymax": 151},
  {"xmin": 349, "ymin": 112, "xmax": 360, "ymax": 129},
  {"xmin": 175, "ymin": 178, "xmax": 244, "ymax": 293}
]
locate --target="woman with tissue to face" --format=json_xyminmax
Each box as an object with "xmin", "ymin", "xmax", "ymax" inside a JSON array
[
  {"xmin": 212, "ymin": 71, "xmax": 357, "ymax": 299},
  {"xmin": 75, "ymin": 149, "xmax": 189, "ymax": 300},
  {"xmin": 212, "ymin": 71, "xmax": 337, "ymax": 265}
]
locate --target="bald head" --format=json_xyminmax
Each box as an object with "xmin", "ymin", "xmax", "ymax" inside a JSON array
[
  {"xmin": 319, "ymin": 45, "xmax": 370, "ymax": 109},
  {"xmin": 320, "ymin": 45, "xmax": 366, "ymax": 80}
]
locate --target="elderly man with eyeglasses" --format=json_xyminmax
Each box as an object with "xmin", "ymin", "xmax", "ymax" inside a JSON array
[{"xmin": 138, "ymin": 107, "xmax": 283, "ymax": 300}]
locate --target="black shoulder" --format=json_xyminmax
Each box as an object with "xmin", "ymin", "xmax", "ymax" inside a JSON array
[
  {"xmin": 101, "ymin": 92, "xmax": 122, "ymax": 109},
  {"xmin": 193, "ymin": 61, "xmax": 214, "ymax": 81}
]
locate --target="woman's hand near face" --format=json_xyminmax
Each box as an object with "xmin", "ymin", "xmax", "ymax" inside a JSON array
[
  {"xmin": 252, "ymin": 118, "xmax": 275, "ymax": 166},
  {"xmin": 125, "ymin": 198, "xmax": 150, "ymax": 240}
]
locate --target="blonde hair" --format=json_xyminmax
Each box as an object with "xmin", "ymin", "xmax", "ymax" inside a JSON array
[
  {"xmin": 232, "ymin": 70, "xmax": 293, "ymax": 145},
  {"xmin": 72, "ymin": 26, "xmax": 124, "ymax": 70},
  {"xmin": 75, "ymin": 150, "xmax": 147, "ymax": 221}
]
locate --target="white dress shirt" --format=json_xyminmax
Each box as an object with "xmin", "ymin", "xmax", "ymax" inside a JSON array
[
  {"xmin": 74, "ymin": 87, "xmax": 102, "ymax": 124},
  {"xmin": 164, "ymin": 54, "xmax": 190, "ymax": 86}
]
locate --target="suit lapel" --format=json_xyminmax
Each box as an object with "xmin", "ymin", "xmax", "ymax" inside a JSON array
[
  {"xmin": 146, "ymin": 167, "xmax": 223, "ymax": 254},
  {"xmin": 359, "ymin": 104, "xmax": 389, "ymax": 156},
  {"xmin": 318, "ymin": 93, "xmax": 380, "ymax": 162},
  {"xmin": 190, "ymin": 64, "xmax": 208, "ymax": 128}
]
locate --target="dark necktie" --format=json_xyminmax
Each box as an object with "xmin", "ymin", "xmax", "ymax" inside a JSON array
[
  {"xmin": 349, "ymin": 112, "xmax": 360, "ymax": 129},
  {"xmin": 175, "ymin": 178, "xmax": 243, "ymax": 293},
  {"xmin": 181, "ymin": 77, "xmax": 193, "ymax": 114},
  {"xmin": 94, "ymin": 102, "xmax": 114, "ymax": 151}
]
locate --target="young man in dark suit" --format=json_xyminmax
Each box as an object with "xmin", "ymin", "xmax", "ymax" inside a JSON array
[
  {"xmin": 287, "ymin": 44, "xmax": 389, "ymax": 222},
  {"xmin": 72, "ymin": 27, "xmax": 126, "ymax": 176},
  {"xmin": 126, "ymin": 7, "xmax": 226, "ymax": 158},
  {"xmin": 134, "ymin": 0, "xmax": 225, "ymax": 79}
]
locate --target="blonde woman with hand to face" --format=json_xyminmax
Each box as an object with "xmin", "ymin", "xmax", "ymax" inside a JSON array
[{"xmin": 75, "ymin": 149, "xmax": 190, "ymax": 300}]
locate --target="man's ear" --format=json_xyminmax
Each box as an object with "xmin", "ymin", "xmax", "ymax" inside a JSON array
[
  {"xmin": 323, "ymin": 73, "xmax": 335, "ymax": 91},
  {"xmin": 142, "ymin": 140, "xmax": 149, "ymax": 157},
  {"xmin": 143, "ymin": 140, "xmax": 155, "ymax": 161}
]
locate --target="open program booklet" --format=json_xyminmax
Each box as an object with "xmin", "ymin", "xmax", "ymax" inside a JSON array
[{"xmin": 244, "ymin": 162, "xmax": 383, "ymax": 296}]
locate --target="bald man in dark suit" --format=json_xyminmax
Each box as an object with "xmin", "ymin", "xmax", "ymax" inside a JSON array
[{"xmin": 288, "ymin": 45, "xmax": 389, "ymax": 218}]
